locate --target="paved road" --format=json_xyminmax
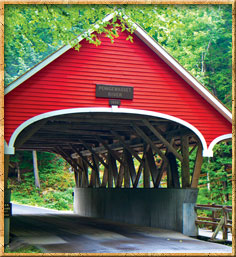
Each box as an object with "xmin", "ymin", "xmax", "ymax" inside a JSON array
[
  {"xmin": 12, "ymin": 203, "xmax": 73, "ymax": 215},
  {"xmin": 9, "ymin": 204, "xmax": 232, "ymax": 254}
]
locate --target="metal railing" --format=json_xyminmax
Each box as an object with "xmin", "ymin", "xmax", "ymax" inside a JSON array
[{"xmin": 195, "ymin": 204, "xmax": 232, "ymax": 240}]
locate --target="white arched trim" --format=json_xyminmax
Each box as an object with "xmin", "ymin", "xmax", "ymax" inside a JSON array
[
  {"xmin": 4, "ymin": 140, "xmax": 15, "ymax": 155},
  {"xmin": 7, "ymin": 107, "xmax": 221, "ymax": 157},
  {"xmin": 207, "ymin": 134, "xmax": 232, "ymax": 157}
]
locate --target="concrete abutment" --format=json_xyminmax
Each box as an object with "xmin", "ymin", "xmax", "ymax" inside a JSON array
[{"xmin": 73, "ymin": 188, "xmax": 198, "ymax": 236}]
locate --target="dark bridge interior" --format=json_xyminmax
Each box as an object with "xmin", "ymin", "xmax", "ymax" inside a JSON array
[{"xmin": 14, "ymin": 112, "xmax": 201, "ymax": 189}]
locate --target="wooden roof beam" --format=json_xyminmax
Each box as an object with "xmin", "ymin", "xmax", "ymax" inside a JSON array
[
  {"xmin": 111, "ymin": 131, "xmax": 143, "ymax": 163},
  {"xmin": 132, "ymin": 124, "xmax": 168, "ymax": 163},
  {"xmin": 96, "ymin": 136, "xmax": 124, "ymax": 165},
  {"xmin": 143, "ymin": 119, "xmax": 183, "ymax": 162},
  {"xmin": 79, "ymin": 139, "xmax": 108, "ymax": 169},
  {"xmin": 70, "ymin": 144, "xmax": 101, "ymax": 186},
  {"xmin": 54, "ymin": 146, "xmax": 83, "ymax": 171}
]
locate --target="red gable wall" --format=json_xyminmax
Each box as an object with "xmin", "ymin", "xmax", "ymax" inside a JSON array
[{"xmin": 4, "ymin": 27, "xmax": 231, "ymax": 147}]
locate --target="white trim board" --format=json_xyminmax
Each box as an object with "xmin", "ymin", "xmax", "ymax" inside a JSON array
[
  {"xmin": 5, "ymin": 107, "xmax": 231, "ymax": 157},
  {"xmin": 207, "ymin": 134, "xmax": 232, "ymax": 154},
  {"xmin": 4, "ymin": 12, "xmax": 232, "ymax": 124}
]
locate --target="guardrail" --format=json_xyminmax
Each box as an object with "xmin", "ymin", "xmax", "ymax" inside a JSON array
[{"xmin": 195, "ymin": 204, "xmax": 232, "ymax": 240}]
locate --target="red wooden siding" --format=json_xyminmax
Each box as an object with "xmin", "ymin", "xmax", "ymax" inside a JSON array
[{"xmin": 4, "ymin": 27, "xmax": 232, "ymax": 147}]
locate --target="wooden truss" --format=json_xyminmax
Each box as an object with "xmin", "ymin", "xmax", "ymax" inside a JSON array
[{"xmin": 14, "ymin": 113, "xmax": 203, "ymax": 189}]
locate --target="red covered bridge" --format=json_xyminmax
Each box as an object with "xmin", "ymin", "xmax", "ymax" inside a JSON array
[{"xmin": 4, "ymin": 13, "xmax": 232, "ymax": 239}]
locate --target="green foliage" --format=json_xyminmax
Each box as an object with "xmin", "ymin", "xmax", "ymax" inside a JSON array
[
  {"xmin": 197, "ymin": 142, "xmax": 232, "ymax": 205},
  {"xmin": 9, "ymin": 152, "xmax": 75, "ymax": 210},
  {"xmin": 4, "ymin": 245, "xmax": 43, "ymax": 253},
  {"xmin": 4, "ymin": 4, "xmax": 124, "ymax": 85}
]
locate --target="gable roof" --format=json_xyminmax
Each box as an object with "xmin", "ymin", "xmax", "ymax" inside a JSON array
[{"xmin": 4, "ymin": 12, "xmax": 232, "ymax": 123}]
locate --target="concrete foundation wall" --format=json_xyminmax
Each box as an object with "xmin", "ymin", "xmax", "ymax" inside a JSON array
[{"xmin": 74, "ymin": 188, "xmax": 198, "ymax": 236}]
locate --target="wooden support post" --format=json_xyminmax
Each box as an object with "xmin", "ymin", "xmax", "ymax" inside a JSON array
[
  {"xmin": 74, "ymin": 168, "xmax": 79, "ymax": 188},
  {"xmin": 101, "ymin": 167, "xmax": 108, "ymax": 188},
  {"xmin": 32, "ymin": 150, "xmax": 40, "ymax": 188},
  {"xmin": 78, "ymin": 158, "xmax": 83, "ymax": 187},
  {"xmin": 223, "ymin": 207, "xmax": 228, "ymax": 240},
  {"xmin": 181, "ymin": 136, "xmax": 190, "ymax": 188},
  {"xmin": 110, "ymin": 154, "xmax": 118, "ymax": 186},
  {"xmin": 90, "ymin": 168, "xmax": 96, "ymax": 187},
  {"xmin": 191, "ymin": 144, "xmax": 203, "ymax": 188},
  {"xmin": 146, "ymin": 147, "xmax": 161, "ymax": 187},
  {"xmin": 144, "ymin": 159, "xmax": 150, "ymax": 188},
  {"xmin": 92, "ymin": 155, "xmax": 100, "ymax": 187},
  {"xmin": 211, "ymin": 216, "xmax": 224, "ymax": 240},
  {"xmin": 4, "ymin": 155, "xmax": 10, "ymax": 189},
  {"xmin": 143, "ymin": 120, "xmax": 183, "ymax": 162},
  {"xmin": 166, "ymin": 152, "xmax": 180, "ymax": 188},
  {"xmin": 212, "ymin": 205, "xmax": 217, "ymax": 232},
  {"xmin": 124, "ymin": 149, "xmax": 136, "ymax": 187},
  {"xmin": 117, "ymin": 163, "xmax": 124, "ymax": 188},
  {"xmin": 167, "ymin": 162, "xmax": 172, "ymax": 188},
  {"xmin": 107, "ymin": 153, "xmax": 113, "ymax": 188},
  {"xmin": 82, "ymin": 159, "xmax": 89, "ymax": 188},
  {"xmin": 123, "ymin": 152, "xmax": 130, "ymax": 188}
]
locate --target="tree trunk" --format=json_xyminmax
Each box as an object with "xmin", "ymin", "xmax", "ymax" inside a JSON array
[
  {"xmin": 32, "ymin": 150, "xmax": 40, "ymax": 188},
  {"xmin": 16, "ymin": 162, "xmax": 21, "ymax": 183}
]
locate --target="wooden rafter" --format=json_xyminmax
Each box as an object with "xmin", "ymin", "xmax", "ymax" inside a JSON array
[
  {"xmin": 155, "ymin": 159, "xmax": 167, "ymax": 187},
  {"xmin": 96, "ymin": 136, "xmax": 124, "ymax": 164},
  {"xmin": 181, "ymin": 135, "xmax": 190, "ymax": 188},
  {"xmin": 111, "ymin": 131, "xmax": 143, "ymax": 163},
  {"xmin": 132, "ymin": 124, "xmax": 168, "ymax": 162},
  {"xmin": 143, "ymin": 120, "xmax": 183, "ymax": 162},
  {"xmin": 80, "ymin": 139, "xmax": 108, "ymax": 169},
  {"xmin": 54, "ymin": 146, "xmax": 82, "ymax": 171},
  {"xmin": 70, "ymin": 144, "xmax": 101, "ymax": 186},
  {"xmin": 189, "ymin": 144, "xmax": 198, "ymax": 155}
]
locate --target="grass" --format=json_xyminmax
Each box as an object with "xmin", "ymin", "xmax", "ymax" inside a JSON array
[
  {"xmin": 4, "ymin": 245, "xmax": 43, "ymax": 253},
  {"xmin": 9, "ymin": 153, "xmax": 75, "ymax": 211}
]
